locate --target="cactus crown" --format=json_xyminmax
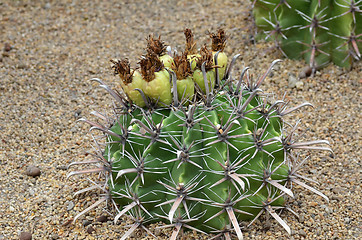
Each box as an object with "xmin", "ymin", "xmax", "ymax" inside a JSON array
[{"xmin": 68, "ymin": 28, "xmax": 332, "ymax": 240}]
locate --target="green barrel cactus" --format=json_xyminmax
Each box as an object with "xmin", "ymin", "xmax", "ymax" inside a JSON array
[
  {"xmin": 251, "ymin": 0, "xmax": 362, "ymax": 74},
  {"xmin": 68, "ymin": 29, "xmax": 332, "ymax": 239}
]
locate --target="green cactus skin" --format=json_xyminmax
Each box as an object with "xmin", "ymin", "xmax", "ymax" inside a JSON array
[
  {"xmin": 68, "ymin": 32, "xmax": 333, "ymax": 239},
  {"xmin": 251, "ymin": 0, "xmax": 362, "ymax": 73}
]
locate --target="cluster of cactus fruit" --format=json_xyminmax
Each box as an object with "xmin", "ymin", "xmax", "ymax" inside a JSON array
[
  {"xmin": 251, "ymin": 0, "xmax": 362, "ymax": 74},
  {"xmin": 68, "ymin": 29, "xmax": 332, "ymax": 239}
]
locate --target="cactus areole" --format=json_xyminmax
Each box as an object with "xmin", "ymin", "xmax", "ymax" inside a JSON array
[{"xmin": 68, "ymin": 29, "xmax": 332, "ymax": 239}]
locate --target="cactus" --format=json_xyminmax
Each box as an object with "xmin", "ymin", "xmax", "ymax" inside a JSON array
[
  {"xmin": 68, "ymin": 29, "xmax": 332, "ymax": 239},
  {"xmin": 251, "ymin": 0, "xmax": 362, "ymax": 74}
]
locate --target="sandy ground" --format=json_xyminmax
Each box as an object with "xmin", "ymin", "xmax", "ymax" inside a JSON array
[{"xmin": 0, "ymin": 0, "xmax": 361, "ymax": 239}]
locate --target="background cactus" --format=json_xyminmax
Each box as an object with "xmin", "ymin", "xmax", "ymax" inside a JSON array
[
  {"xmin": 251, "ymin": 0, "xmax": 362, "ymax": 74},
  {"xmin": 68, "ymin": 30, "xmax": 332, "ymax": 239}
]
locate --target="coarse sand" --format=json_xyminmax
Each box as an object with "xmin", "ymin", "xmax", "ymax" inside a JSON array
[{"xmin": 0, "ymin": 1, "xmax": 361, "ymax": 239}]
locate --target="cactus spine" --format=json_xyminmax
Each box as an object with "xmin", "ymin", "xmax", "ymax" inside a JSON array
[
  {"xmin": 251, "ymin": 0, "xmax": 362, "ymax": 73},
  {"xmin": 68, "ymin": 29, "xmax": 332, "ymax": 239}
]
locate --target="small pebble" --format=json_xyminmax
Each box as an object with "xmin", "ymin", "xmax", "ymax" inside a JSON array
[
  {"xmin": 325, "ymin": 207, "xmax": 333, "ymax": 214},
  {"xmin": 66, "ymin": 201, "xmax": 74, "ymax": 211},
  {"xmin": 28, "ymin": 189, "xmax": 34, "ymax": 196},
  {"xmin": 82, "ymin": 220, "xmax": 92, "ymax": 227},
  {"xmin": 331, "ymin": 195, "xmax": 341, "ymax": 201},
  {"xmin": 87, "ymin": 226, "xmax": 95, "ymax": 234},
  {"xmin": 74, "ymin": 109, "xmax": 82, "ymax": 118},
  {"xmin": 298, "ymin": 229, "xmax": 307, "ymax": 237},
  {"xmin": 296, "ymin": 80, "xmax": 304, "ymax": 90},
  {"xmin": 154, "ymin": 228, "xmax": 161, "ymax": 236},
  {"xmin": 50, "ymin": 234, "xmax": 59, "ymax": 240},
  {"xmin": 299, "ymin": 214, "xmax": 305, "ymax": 223},
  {"xmin": 44, "ymin": 3, "xmax": 51, "ymax": 9},
  {"xmin": 62, "ymin": 219, "xmax": 73, "ymax": 226},
  {"xmin": 56, "ymin": 165, "xmax": 68, "ymax": 170},
  {"xmin": 19, "ymin": 232, "xmax": 32, "ymax": 240},
  {"xmin": 25, "ymin": 166, "xmax": 41, "ymax": 177},
  {"xmin": 299, "ymin": 66, "xmax": 313, "ymax": 78},
  {"xmin": 332, "ymin": 187, "xmax": 343, "ymax": 194},
  {"xmin": 4, "ymin": 43, "xmax": 12, "ymax": 52},
  {"xmin": 16, "ymin": 63, "xmax": 28, "ymax": 69},
  {"xmin": 96, "ymin": 215, "xmax": 108, "ymax": 223},
  {"xmin": 288, "ymin": 75, "xmax": 298, "ymax": 88}
]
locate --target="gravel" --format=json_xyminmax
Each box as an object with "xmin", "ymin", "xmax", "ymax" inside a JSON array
[{"xmin": 0, "ymin": 0, "xmax": 361, "ymax": 239}]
